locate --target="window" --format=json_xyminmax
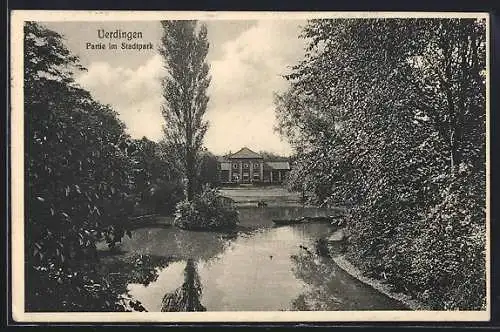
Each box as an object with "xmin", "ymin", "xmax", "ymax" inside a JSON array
[
  {"xmin": 233, "ymin": 163, "xmax": 238, "ymax": 169},
  {"xmin": 253, "ymin": 173, "xmax": 260, "ymax": 179},
  {"xmin": 243, "ymin": 163, "xmax": 249, "ymax": 169},
  {"xmin": 254, "ymin": 163, "xmax": 260, "ymax": 169}
]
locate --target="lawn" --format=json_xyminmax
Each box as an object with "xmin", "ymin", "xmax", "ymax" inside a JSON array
[{"xmin": 219, "ymin": 186, "xmax": 302, "ymax": 207}]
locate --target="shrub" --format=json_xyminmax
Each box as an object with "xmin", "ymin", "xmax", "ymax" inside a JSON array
[
  {"xmin": 173, "ymin": 186, "xmax": 239, "ymax": 230},
  {"xmin": 137, "ymin": 180, "xmax": 184, "ymax": 215},
  {"xmin": 409, "ymin": 165, "xmax": 486, "ymax": 310},
  {"xmin": 344, "ymin": 163, "xmax": 486, "ymax": 310}
]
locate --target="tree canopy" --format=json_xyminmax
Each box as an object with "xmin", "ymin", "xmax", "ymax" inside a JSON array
[
  {"xmin": 25, "ymin": 22, "xmax": 143, "ymax": 311},
  {"xmin": 275, "ymin": 18, "xmax": 486, "ymax": 310},
  {"xmin": 159, "ymin": 20, "xmax": 211, "ymax": 201}
]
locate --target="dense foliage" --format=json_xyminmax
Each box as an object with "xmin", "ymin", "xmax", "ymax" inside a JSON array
[
  {"xmin": 173, "ymin": 186, "xmax": 239, "ymax": 230},
  {"xmin": 275, "ymin": 18, "xmax": 486, "ymax": 310},
  {"xmin": 25, "ymin": 22, "xmax": 149, "ymax": 311},
  {"xmin": 159, "ymin": 20, "xmax": 211, "ymax": 201},
  {"xmin": 258, "ymin": 151, "xmax": 290, "ymax": 161},
  {"xmin": 198, "ymin": 149, "xmax": 220, "ymax": 189},
  {"xmin": 129, "ymin": 137, "xmax": 184, "ymax": 215}
]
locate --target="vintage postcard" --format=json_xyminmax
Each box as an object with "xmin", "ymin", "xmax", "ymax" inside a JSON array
[{"xmin": 10, "ymin": 10, "xmax": 490, "ymax": 322}]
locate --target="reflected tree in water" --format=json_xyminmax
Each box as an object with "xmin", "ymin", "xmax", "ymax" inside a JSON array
[
  {"xmin": 97, "ymin": 253, "xmax": 173, "ymax": 312},
  {"xmin": 161, "ymin": 258, "xmax": 206, "ymax": 312},
  {"xmin": 27, "ymin": 253, "xmax": 171, "ymax": 312},
  {"xmin": 125, "ymin": 227, "xmax": 236, "ymax": 262},
  {"xmin": 290, "ymin": 251, "xmax": 408, "ymax": 311},
  {"xmin": 290, "ymin": 252, "xmax": 343, "ymax": 310},
  {"xmin": 102, "ymin": 254, "xmax": 172, "ymax": 287}
]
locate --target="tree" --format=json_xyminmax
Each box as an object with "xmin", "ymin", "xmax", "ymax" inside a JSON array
[
  {"xmin": 198, "ymin": 149, "xmax": 220, "ymax": 189},
  {"xmin": 159, "ymin": 20, "xmax": 211, "ymax": 201},
  {"xmin": 258, "ymin": 150, "xmax": 289, "ymax": 161},
  {"xmin": 25, "ymin": 22, "xmax": 138, "ymax": 311},
  {"xmin": 275, "ymin": 18, "xmax": 486, "ymax": 309},
  {"xmin": 129, "ymin": 137, "xmax": 185, "ymax": 215}
]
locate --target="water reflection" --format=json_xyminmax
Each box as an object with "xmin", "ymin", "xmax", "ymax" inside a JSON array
[
  {"xmin": 237, "ymin": 206, "xmax": 342, "ymax": 228},
  {"xmin": 99, "ymin": 253, "xmax": 172, "ymax": 290},
  {"xmin": 116, "ymin": 227, "xmax": 235, "ymax": 261},
  {"xmin": 96, "ymin": 253, "xmax": 173, "ymax": 311},
  {"xmin": 126, "ymin": 224, "xmax": 345, "ymax": 311},
  {"xmin": 161, "ymin": 259, "xmax": 206, "ymax": 312},
  {"xmin": 290, "ymin": 251, "xmax": 408, "ymax": 310},
  {"xmin": 109, "ymin": 207, "xmax": 407, "ymax": 312}
]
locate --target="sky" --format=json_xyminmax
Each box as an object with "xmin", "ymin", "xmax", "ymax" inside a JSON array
[{"xmin": 41, "ymin": 20, "xmax": 308, "ymax": 156}]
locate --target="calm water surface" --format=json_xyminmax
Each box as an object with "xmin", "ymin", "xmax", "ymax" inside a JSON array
[{"xmin": 104, "ymin": 207, "xmax": 407, "ymax": 311}]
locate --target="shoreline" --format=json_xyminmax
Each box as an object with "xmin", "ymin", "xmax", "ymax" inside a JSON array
[{"xmin": 330, "ymin": 254, "xmax": 431, "ymax": 311}]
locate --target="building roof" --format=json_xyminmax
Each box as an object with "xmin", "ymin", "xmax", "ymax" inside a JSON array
[
  {"xmin": 228, "ymin": 147, "xmax": 263, "ymax": 159},
  {"xmin": 265, "ymin": 161, "xmax": 291, "ymax": 170}
]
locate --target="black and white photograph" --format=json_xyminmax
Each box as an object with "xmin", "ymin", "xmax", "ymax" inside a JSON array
[{"xmin": 10, "ymin": 11, "xmax": 489, "ymax": 322}]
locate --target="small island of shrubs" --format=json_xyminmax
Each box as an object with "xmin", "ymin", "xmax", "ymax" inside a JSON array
[{"xmin": 173, "ymin": 186, "xmax": 239, "ymax": 231}]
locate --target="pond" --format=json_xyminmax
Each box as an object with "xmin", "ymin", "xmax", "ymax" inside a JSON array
[{"xmin": 101, "ymin": 207, "xmax": 408, "ymax": 311}]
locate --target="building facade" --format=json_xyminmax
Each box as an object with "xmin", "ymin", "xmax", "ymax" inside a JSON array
[{"xmin": 218, "ymin": 147, "xmax": 291, "ymax": 184}]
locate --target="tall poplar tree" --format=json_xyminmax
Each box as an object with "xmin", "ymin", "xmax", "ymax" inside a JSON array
[{"xmin": 159, "ymin": 20, "xmax": 211, "ymax": 201}]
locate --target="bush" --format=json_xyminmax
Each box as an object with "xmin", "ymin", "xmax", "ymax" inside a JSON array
[
  {"xmin": 344, "ymin": 163, "xmax": 486, "ymax": 310},
  {"xmin": 128, "ymin": 137, "xmax": 184, "ymax": 216},
  {"xmin": 136, "ymin": 180, "xmax": 184, "ymax": 215},
  {"xmin": 173, "ymin": 186, "xmax": 239, "ymax": 230},
  {"xmin": 409, "ymin": 165, "xmax": 486, "ymax": 310}
]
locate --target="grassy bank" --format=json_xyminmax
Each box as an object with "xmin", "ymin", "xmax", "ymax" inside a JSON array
[{"xmin": 219, "ymin": 186, "xmax": 302, "ymax": 207}]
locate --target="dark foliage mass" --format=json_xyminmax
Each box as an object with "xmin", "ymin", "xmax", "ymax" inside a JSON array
[
  {"xmin": 174, "ymin": 186, "xmax": 239, "ymax": 230},
  {"xmin": 129, "ymin": 137, "xmax": 184, "ymax": 215},
  {"xmin": 24, "ymin": 22, "xmax": 182, "ymax": 311},
  {"xmin": 25, "ymin": 21, "xmax": 139, "ymax": 311},
  {"xmin": 275, "ymin": 18, "xmax": 486, "ymax": 310},
  {"xmin": 198, "ymin": 149, "xmax": 220, "ymax": 189}
]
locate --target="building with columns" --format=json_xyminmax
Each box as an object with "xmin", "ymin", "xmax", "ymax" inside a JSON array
[{"xmin": 218, "ymin": 147, "xmax": 291, "ymax": 184}]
